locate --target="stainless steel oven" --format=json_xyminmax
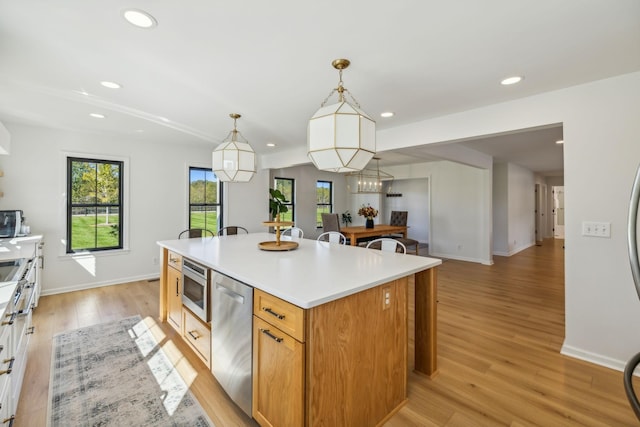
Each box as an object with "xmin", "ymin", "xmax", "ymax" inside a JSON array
[{"xmin": 181, "ymin": 259, "xmax": 210, "ymax": 322}]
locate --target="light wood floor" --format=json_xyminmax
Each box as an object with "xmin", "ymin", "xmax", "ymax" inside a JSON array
[{"xmin": 16, "ymin": 239, "xmax": 640, "ymax": 426}]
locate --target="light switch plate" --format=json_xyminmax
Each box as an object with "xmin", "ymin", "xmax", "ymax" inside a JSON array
[{"xmin": 582, "ymin": 221, "xmax": 611, "ymax": 238}]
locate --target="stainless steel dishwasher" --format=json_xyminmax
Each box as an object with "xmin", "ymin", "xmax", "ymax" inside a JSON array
[{"xmin": 210, "ymin": 270, "xmax": 253, "ymax": 417}]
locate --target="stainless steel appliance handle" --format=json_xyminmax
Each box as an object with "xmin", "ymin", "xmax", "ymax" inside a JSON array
[
  {"xmin": 215, "ymin": 283, "xmax": 245, "ymax": 304},
  {"xmin": 628, "ymin": 164, "xmax": 640, "ymax": 301},
  {"xmin": 625, "ymin": 164, "xmax": 640, "ymax": 421}
]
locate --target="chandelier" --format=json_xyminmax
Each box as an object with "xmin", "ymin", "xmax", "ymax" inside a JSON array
[
  {"xmin": 212, "ymin": 113, "xmax": 256, "ymax": 182},
  {"xmin": 307, "ymin": 59, "xmax": 376, "ymax": 173},
  {"xmin": 345, "ymin": 158, "xmax": 393, "ymax": 194}
]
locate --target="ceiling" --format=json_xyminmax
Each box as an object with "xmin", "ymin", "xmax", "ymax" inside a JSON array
[{"xmin": 0, "ymin": 1, "xmax": 638, "ymax": 175}]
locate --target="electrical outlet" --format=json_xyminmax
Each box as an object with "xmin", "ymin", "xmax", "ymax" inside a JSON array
[
  {"xmin": 382, "ymin": 287, "xmax": 391, "ymax": 310},
  {"xmin": 153, "ymin": 257, "xmax": 159, "ymax": 265},
  {"xmin": 582, "ymin": 221, "xmax": 611, "ymax": 238}
]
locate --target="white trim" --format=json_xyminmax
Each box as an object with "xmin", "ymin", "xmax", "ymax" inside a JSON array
[
  {"xmin": 58, "ymin": 150, "xmax": 130, "ymax": 257},
  {"xmin": 428, "ymin": 251, "xmax": 494, "ymax": 265},
  {"xmin": 560, "ymin": 343, "xmax": 626, "ymax": 372},
  {"xmin": 493, "ymin": 242, "xmax": 536, "ymax": 257},
  {"xmin": 41, "ymin": 273, "xmax": 159, "ymax": 296}
]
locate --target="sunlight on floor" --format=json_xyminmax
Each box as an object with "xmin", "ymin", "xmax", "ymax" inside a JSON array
[{"xmin": 128, "ymin": 316, "xmax": 198, "ymax": 416}]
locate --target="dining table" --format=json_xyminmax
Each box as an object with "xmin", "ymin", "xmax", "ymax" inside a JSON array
[{"xmin": 339, "ymin": 224, "xmax": 407, "ymax": 246}]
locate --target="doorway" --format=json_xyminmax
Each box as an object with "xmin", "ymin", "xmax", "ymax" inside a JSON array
[{"xmin": 553, "ymin": 186, "xmax": 565, "ymax": 238}]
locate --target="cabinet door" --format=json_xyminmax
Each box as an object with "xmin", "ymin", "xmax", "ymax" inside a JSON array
[
  {"xmin": 167, "ymin": 266, "xmax": 182, "ymax": 331},
  {"xmin": 252, "ymin": 317, "xmax": 304, "ymax": 427}
]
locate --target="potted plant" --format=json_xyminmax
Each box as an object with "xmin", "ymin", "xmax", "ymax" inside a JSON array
[
  {"xmin": 269, "ymin": 188, "xmax": 288, "ymax": 221},
  {"xmin": 341, "ymin": 211, "xmax": 352, "ymax": 226}
]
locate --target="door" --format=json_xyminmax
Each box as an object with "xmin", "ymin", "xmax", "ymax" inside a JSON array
[
  {"xmin": 167, "ymin": 266, "xmax": 182, "ymax": 331},
  {"xmin": 535, "ymin": 184, "xmax": 547, "ymax": 244},
  {"xmin": 553, "ymin": 186, "xmax": 565, "ymax": 239}
]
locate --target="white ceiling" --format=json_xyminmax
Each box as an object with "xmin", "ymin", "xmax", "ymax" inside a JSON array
[{"xmin": 1, "ymin": 1, "xmax": 639, "ymax": 174}]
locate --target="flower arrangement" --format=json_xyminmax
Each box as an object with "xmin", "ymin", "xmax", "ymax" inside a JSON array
[{"xmin": 357, "ymin": 204, "xmax": 378, "ymax": 220}]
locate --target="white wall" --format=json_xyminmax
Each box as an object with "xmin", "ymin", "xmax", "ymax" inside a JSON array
[
  {"xmin": 383, "ymin": 161, "xmax": 493, "ymax": 265},
  {"xmin": 382, "ymin": 178, "xmax": 430, "ymax": 243},
  {"xmin": 493, "ymin": 163, "xmax": 509, "ymax": 254},
  {"xmin": 268, "ymin": 164, "xmax": 348, "ymax": 239},
  {"xmin": 507, "ymin": 163, "xmax": 536, "ymax": 255},
  {"xmin": 0, "ymin": 123, "xmax": 218, "ymax": 294},
  {"xmin": 378, "ymin": 71, "xmax": 640, "ymax": 370}
]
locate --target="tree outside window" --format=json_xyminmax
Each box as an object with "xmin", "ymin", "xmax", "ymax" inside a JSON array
[
  {"xmin": 274, "ymin": 177, "xmax": 294, "ymax": 222},
  {"xmin": 67, "ymin": 157, "xmax": 123, "ymax": 252},
  {"xmin": 316, "ymin": 180, "xmax": 332, "ymax": 227},
  {"xmin": 189, "ymin": 167, "xmax": 222, "ymax": 232}
]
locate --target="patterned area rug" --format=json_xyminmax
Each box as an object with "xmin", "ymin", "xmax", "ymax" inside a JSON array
[{"xmin": 48, "ymin": 315, "xmax": 213, "ymax": 427}]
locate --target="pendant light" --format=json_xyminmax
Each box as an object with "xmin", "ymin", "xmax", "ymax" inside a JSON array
[
  {"xmin": 307, "ymin": 59, "xmax": 376, "ymax": 173},
  {"xmin": 212, "ymin": 113, "xmax": 256, "ymax": 182}
]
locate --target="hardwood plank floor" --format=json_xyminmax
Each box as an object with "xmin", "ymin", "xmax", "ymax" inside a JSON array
[{"xmin": 16, "ymin": 239, "xmax": 639, "ymax": 426}]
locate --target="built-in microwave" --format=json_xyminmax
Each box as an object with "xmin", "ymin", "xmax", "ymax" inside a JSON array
[
  {"xmin": 0, "ymin": 210, "xmax": 23, "ymax": 238},
  {"xmin": 181, "ymin": 258, "xmax": 210, "ymax": 322}
]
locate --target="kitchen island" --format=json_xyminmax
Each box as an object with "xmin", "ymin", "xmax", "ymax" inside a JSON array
[{"xmin": 158, "ymin": 232, "xmax": 441, "ymax": 427}]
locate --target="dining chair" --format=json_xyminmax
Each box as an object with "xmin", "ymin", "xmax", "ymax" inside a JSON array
[
  {"xmin": 366, "ymin": 238, "xmax": 407, "ymax": 254},
  {"xmin": 317, "ymin": 231, "xmax": 347, "ymax": 245},
  {"xmin": 387, "ymin": 210, "xmax": 420, "ymax": 255},
  {"xmin": 281, "ymin": 227, "xmax": 304, "ymax": 238},
  {"xmin": 217, "ymin": 226, "xmax": 249, "ymax": 236},
  {"xmin": 321, "ymin": 213, "xmax": 341, "ymax": 232},
  {"xmin": 178, "ymin": 228, "xmax": 215, "ymax": 239}
]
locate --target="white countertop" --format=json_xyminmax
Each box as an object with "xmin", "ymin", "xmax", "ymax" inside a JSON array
[
  {"xmin": 158, "ymin": 233, "xmax": 441, "ymax": 309},
  {"xmin": 0, "ymin": 234, "xmax": 42, "ymax": 262}
]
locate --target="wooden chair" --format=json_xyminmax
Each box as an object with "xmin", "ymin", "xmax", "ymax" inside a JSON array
[
  {"xmin": 178, "ymin": 228, "xmax": 215, "ymax": 239},
  {"xmin": 317, "ymin": 231, "xmax": 347, "ymax": 245},
  {"xmin": 281, "ymin": 227, "xmax": 304, "ymax": 238},
  {"xmin": 366, "ymin": 238, "xmax": 407, "ymax": 254},
  {"xmin": 387, "ymin": 210, "xmax": 420, "ymax": 255},
  {"xmin": 217, "ymin": 226, "xmax": 249, "ymax": 236}
]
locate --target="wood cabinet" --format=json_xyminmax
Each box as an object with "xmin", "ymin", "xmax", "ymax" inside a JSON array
[
  {"xmin": 252, "ymin": 279, "xmax": 408, "ymax": 427},
  {"xmin": 166, "ymin": 251, "xmax": 182, "ymax": 332},
  {"xmin": 183, "ymin": 308, "xmax": 211, "ymax": 368},
  {"xmin": 252, "ymin": 291, "xmax": 305, "ymax": 426}
]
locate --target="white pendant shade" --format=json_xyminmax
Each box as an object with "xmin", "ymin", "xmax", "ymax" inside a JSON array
[
  {"xmin": 308, "ymin": 100, "xmax": 376, "ymax": 173},
  {"xmin": 212, "ymin": 114, "xmax": 256, "ymax": 182}
]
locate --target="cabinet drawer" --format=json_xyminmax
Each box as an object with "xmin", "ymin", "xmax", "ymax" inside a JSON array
[
  {"xmin": 168, "ymin": 251, "xmax": 182, "ymax": 271},
  {"xmin": 254, "ymin": 290, "xmax": 305, "ymax": 342},
  {"xmin": 183, "ymin": 309, "xmax": 211, "ymax": 367}
]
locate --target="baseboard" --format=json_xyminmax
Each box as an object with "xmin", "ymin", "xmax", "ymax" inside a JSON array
[
  {"xmin": 560, "ymin": 343, "xmax": 626, "ymax": 372},
  {"xmin": 428, "ymin": 251, "xmax": 493, "ymax": 265},
  {"xmin": 41, "ymin": 273, "xmax": 160, "ymax": 296},
  {"xmin": 493, "ymin": 242, "xmax": 535, "ymax": 257}
]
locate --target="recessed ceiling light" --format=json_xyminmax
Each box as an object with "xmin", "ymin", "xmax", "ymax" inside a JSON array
[
  {"xmin": 501, "ymin": 76, "xmax": 523, "ymax": 85},
  {"xmin": 556, "ymin": 140, "xmax": 564, "ymax": 144},
  {"xmin": 89, "ymin": 113, "xmax": 106, "ymax": 119},
  {"xmin": 100, "ymin": 81, "xmax": 121, "ymax": 89},
  {"xmin": 266, "ymin": 143, "xmax": 276, "ymax": 147},
  {"xmin": 380, "ymin": 112, "xmax": 395, "ymax": 118},
  {"xmin": 122, "ymin": 9, "xmax": 157, "ymax": 29}
]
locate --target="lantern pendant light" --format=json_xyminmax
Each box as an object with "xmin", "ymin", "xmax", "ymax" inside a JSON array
[
  {"xmin": 307, "ymin": 59, "xmax": 376, "ymax": 173},
  {"xmin": 212, "ymin": 113, "xmax": 256, "ymax": 182}
]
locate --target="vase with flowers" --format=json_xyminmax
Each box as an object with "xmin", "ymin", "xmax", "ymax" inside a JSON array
[{"xmin": 357, "ymin": 204, "xmax": 378, "ymax": 228}]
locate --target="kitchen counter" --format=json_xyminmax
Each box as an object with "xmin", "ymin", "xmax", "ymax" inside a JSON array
[
  {"xmin": 157, "ymin": 232, "xmax": 441, "ymax": 309},
  {"xmin": 0, "ymin": 235, "xmax": 43, "ymax": 261},
  {"xmin": 158, "ymin": 232, "xmax": 441, "ymax": 425}
]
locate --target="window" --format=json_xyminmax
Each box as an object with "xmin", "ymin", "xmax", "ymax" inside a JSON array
[
  {"xmin": 316, "ymin": 180, "xmax": 333, "ymax": 227},
  {"xmin": 189, "ymin": 167, "xmax": 223, "ymax": 232},
  {"xmin": 67, "ymin": 157, "xmax": 123, "ymax": 252},
  {"xmin": 274, "ymin": 177, "xmax": 294, "ymax": 222}
]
